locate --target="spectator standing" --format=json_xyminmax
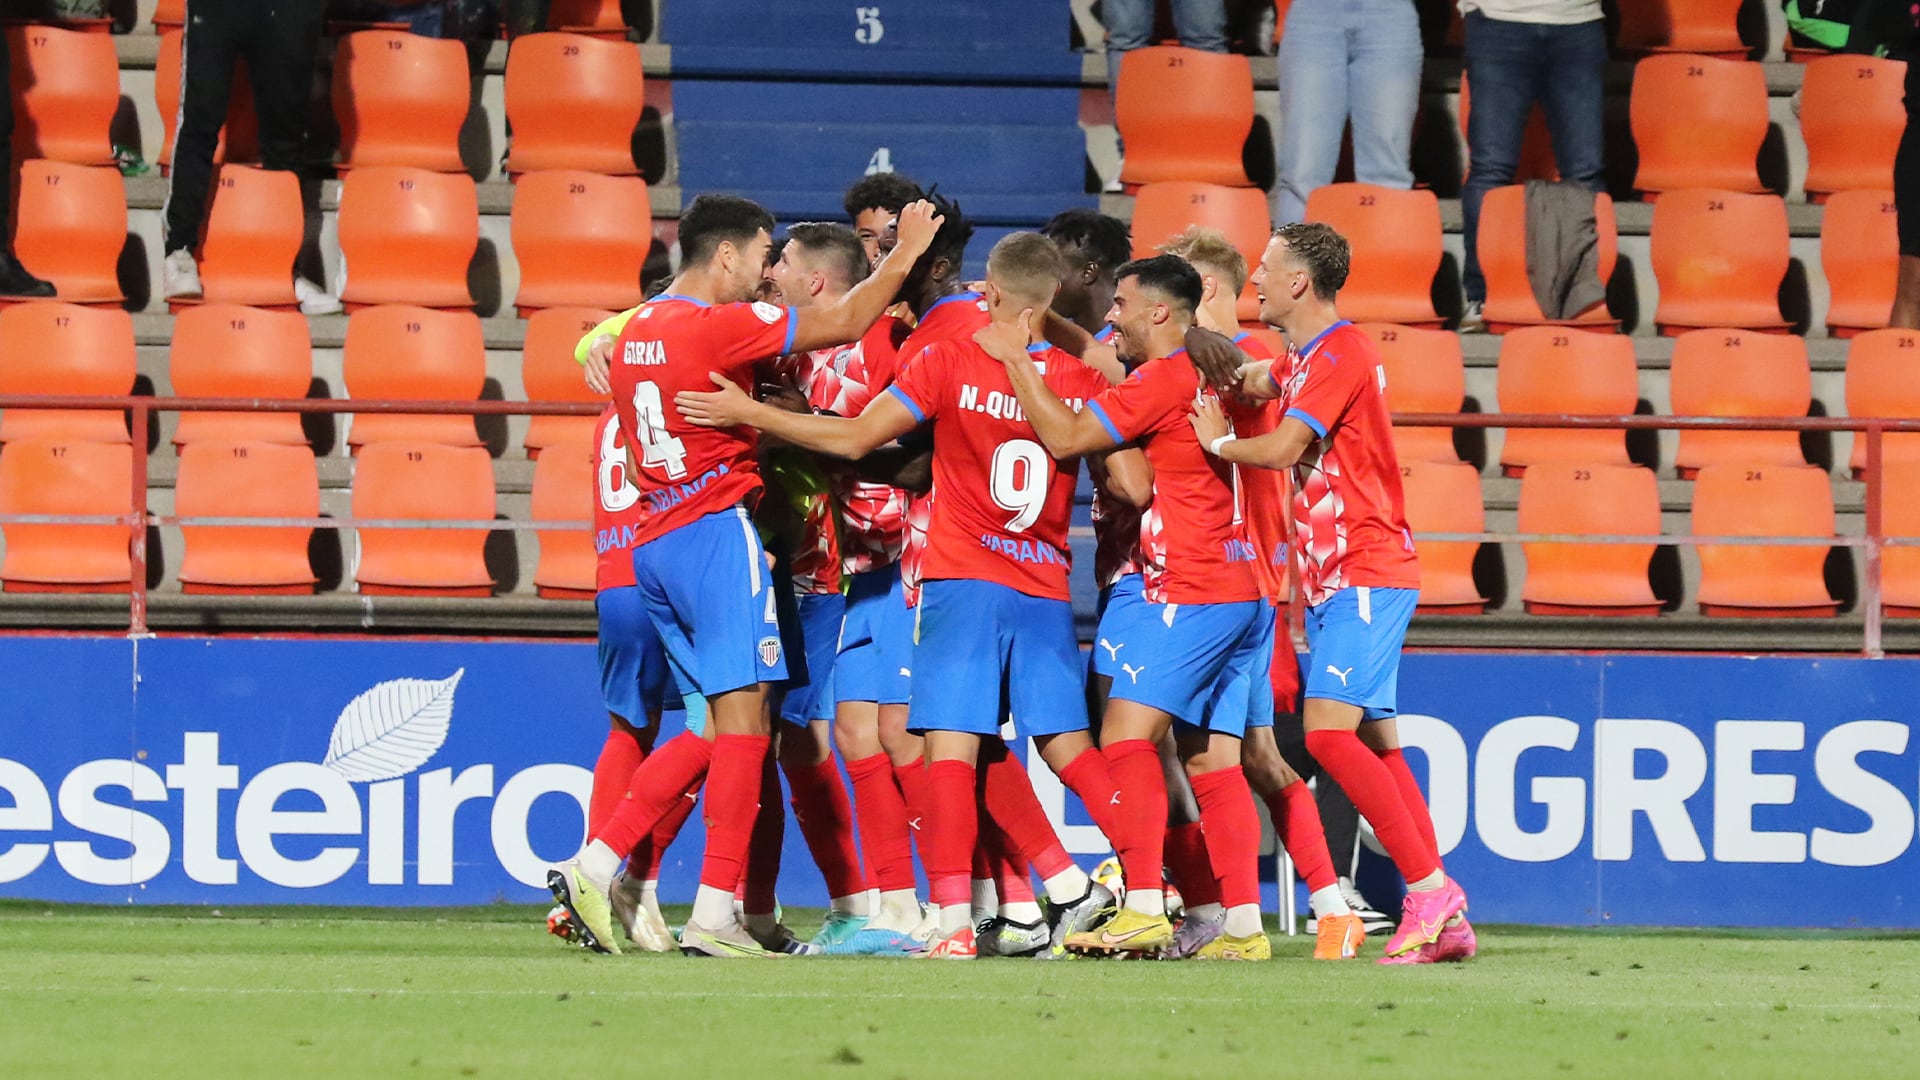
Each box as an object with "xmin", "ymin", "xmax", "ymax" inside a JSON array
[
  {"xmin": 1273, "ymin": 0, "xmax": 1423, "ymax": 225},
  {"xmin": 1457, "ymin": 0, "xmax": 1607, "ymax": 331},
  {"xmin": 0, "ymin": 36, "xmax": 55, "ymax": 296}
]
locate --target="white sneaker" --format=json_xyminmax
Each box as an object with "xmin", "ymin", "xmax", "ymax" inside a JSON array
[
  {"xmin": 295, "ymin": 275, "xmax": 342, "ymax": 316},
  {"xmin": 162, "ymin": 249, "xmax": 202, "ymax": 300},
  {"xmin": 1458, "ymin": 301, "xmax": 1486, "ymax": 333}
]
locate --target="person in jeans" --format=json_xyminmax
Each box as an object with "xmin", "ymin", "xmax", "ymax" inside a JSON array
[
  {"xmin": 1103, "ymin": 0, "xmax": 1229, "ymax": 185},
  {"xmin": 1457, "ymin": 0, "xmax": 1607, "ymax": 330},
  {"xmin": 1273, "ymin": 0, "xmax": 1423, "ymax": 225}
]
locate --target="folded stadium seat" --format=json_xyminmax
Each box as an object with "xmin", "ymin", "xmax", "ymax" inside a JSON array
[
  {"xmin": 352, "ymin": 442, "xmax": 496, "ymax": 596},
  {"xmin": 342, "ymin": 305, "xmax": 486, "ymax": 452},
  {"xmin": 1613, "ymin": 0, "xmax": 1748, "ymax": 57},
  {"xmin": 1517, "ymin": 462, "xmax": 1664, "ymax": 616},
  {"xmin": 1458, "ymin": 73, "xmax": 1557, "ymax": 185},
  {"xmin": 1801, "ymin": 56, "xmax": 1904, "ymax": 202},
  {"xmin": 522, "ymin": 306, "xmax": 614, "ymax": 456},
  {"xmin": 511, "ymin": 170, "xmax": 651, "ymax": 314},
  {"xmin": 1302, "ymin": 183, "xmax": 1443, "ymax": 327},
  {"xmin": 1398, "ymin": 460, "xmax": 1486, "ymax": 614},
  {"xmin": 1128, "ymin": 181, "xmax": 1271, "ymax": 321},
  {"xmin": 4, "ymin": 25, "xmax": 116, "ymax": 165},
  {"xmin": 1691, "ymin": 463, "xmax": 1839, "ymax": 617},
  {"xmin": 1820, "ymin": 189, "xmax": 1897, "ymax": 337},
  {"xmin": 1495, "ymin": 326, "xmax": 1637, "ymax": 476},
  {"xmin": 1649, "ymin": 189, "xmax": 1790, "ymax": 335},
  {"xmin": 1476, "ymin": 185, "xmax": 1617, "ymax": 333},
  {"xmin": 189, "ymin": 165, "xmax": 302, "ymax": 309},
  {"xmin": 152, "ymin": 0, "xmax": 183, "ymax": 30},
  {"xmin": 1844, "ymin": 328, "xmax": 1920, "ymax": 477},
  {"xmin": 336, "ymin": 166, "xmax": 478, "ymax": 309},
  {"xmin": 155, "ymin": 30, "xmax": 258, "ymax": 175},
  {"xmin": 9, "ymin": 160, "xmax": 125, "ymax": 303},
  {"xmin": 1359, "ymin": 322, "xmax": 1464, "ymax": 464},
  {"xmin": 175, "ymin": 441, "xmax": 319, "ymax": 595},
  {"xmin": 530, "ymin": 441, "xmax": 596, "ymax": 598},
  {"xmin": 503, "ymin": 33, "xmax": 643, "ymax": 176},
  {"xmin": 0, "ymin": 439, "xmax": 131, "ymax": 592},
  {"xmin": 169, "ymin": 304, "xmax": 312, "ymax": 448},
  {"xmin": 332, "ymin": 31, "xmax": 469, "ymax": 172},
  {"xmin": 1115, "ymin": 46, "xmax": 1254, "ymax": 188},
  {"xmin": 1629, "ymin": 55, "xmax": 1768, "ymax": 199},
  {"xmin": 1878, "ymin": 461, "xmax": 1920, "ymax": 616},
  {"xmin": 1668, "ymin": 328, "xmax": 1810, "ymax": 479},
  {"xmin": 0, "ymin": 302, "xmax": 133, "ymax": 444},
  {"xmin": 549, "ymin": 0, "xmax": 629, "ymax": 38}
]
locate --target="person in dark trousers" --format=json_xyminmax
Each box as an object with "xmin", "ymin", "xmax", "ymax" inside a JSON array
[
  {"xmin": 0, "ymin": 42, "xmax": 57, "ymax": 297},
  {"xmin": 162, "ymin": 0, "xmax": 341, "ymax": 313}
]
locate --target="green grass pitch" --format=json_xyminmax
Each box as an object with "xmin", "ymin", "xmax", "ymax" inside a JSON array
[{"xmin": 1, "ymin": 902, "xmax": 1915, "ymax": 1078}]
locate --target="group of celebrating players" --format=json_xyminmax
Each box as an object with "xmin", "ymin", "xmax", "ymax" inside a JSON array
[{"xmin": 542, "ymin": 173, "xmax": 1476, "ymax": 964}]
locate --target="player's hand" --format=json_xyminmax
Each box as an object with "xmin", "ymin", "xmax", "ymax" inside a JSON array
[
  {"xmin": 1189, "ymin": 394, "xmax": 1231, "ymax": 449},
  {"xmin": 583, "ymin": 335, "xmax": 614, "ymax": 396},
  {"xmin": 676, "ymin": 371, "xmax": 758, "ymax": 428},
  {"xmin": 888, "ymin": 200, "xmax": 945, "ymax": 262},
  {"xmin": 1185, "ymin": 325, "xmax": 1245, "ymax": 394},
  {"xmin": 973, "ymin": 308, "xmax": 1035, "ymax": 366}
]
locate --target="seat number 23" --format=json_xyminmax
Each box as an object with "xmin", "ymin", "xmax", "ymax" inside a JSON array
[{"xmin": 631, "ymin": 381, "xmax": 689, "ymax": 480}]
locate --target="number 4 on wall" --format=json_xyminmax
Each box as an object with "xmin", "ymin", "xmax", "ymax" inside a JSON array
[
  {"xmin": 855, "ymin": 6, "xmax": 883, "ymax": 45},
  {"xmin": 866, "ymin": 147, "xmax": 893, "ymax": 176}
]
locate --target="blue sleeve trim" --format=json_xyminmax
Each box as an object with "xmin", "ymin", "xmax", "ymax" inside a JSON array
[
  {"xmin": 1267, "ymin": 367, "xmax": 1282, "ymax": 396},
  {"xmin": 781, "ymin": 307, "xmax": 798, "ymax": 355},
  {"xmin": 1087, "ymin": 399, "xmax": 1124, "ymax": 445},
  {"xmin": 886, "ymin": 384, "xmax": 927, "ymax": 423},
  {"xmin": 1284, "ymin": 407, "xmax": 1328, "ymax": 439}
]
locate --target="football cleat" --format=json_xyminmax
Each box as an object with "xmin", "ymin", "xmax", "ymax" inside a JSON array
[
  {"xmin": 681, "ymin": 920, "xmax": 775, "ymax": 959},
  {"xmin": 546, "ymin": 860, "xmax": 620, "ymax": 955},
  {"xmin": 975, "ymin": 917, "xmax": 1051, "ymax": 958},
  {"xmin": 1090, "ymin": 856, "xmax": 1126, "ymax": 904},
  {"xmin": 544, "ymin": 904, "xmax": 575, "ymax": 943},
  {"xmin": 1430, "ymin": 915, "xmax": 1478, "ymax": 962},
  {"xmin": 825, "ymin": 926, "xmax": 919, "ymax": 956},
  {"xmin": 1377, "ymin": 943, "xmax": 1439, "ymax": 966},
  {"xmin": 1384, "ymin": 877, "xmax": 1467, "ymax": 958},
  {"xmin": 1165, "ymin": 911, "xmax": 1226, "ymax": 960},
  {"xmin": 609, "ymin": 871, "xmax": 672, "ymax": 953},
  {"xmin": 1343, "ymin": 878, "xmax": 1396, "ymax": 936},
  {"xmin": 1313, "ymin": 912, "xmax": 1367, "ymax": 961},
  {"xmin": 750, "ymin": 922, "xmax": 817, "ymax": 956},
  {"xmin": 809, "ymin": 910, "xmax": 869, "ymax": 952},
  {"xmin": 1064, "ymin": 907, "xmax": 1174, "ymax": 958},
  {"xmin": 922, "ymin": 925, "xmax": 977, "ymax": 959},
  {"xmin": 1194, "ymin": 930, "xmax": 1271, "ymax": 961},
  {"xmin": 1044, "ymin": 880, "xmax": 1118, "ymax": 958}
]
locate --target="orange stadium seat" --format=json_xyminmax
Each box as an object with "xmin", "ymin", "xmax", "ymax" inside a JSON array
[
  {"xmin": 1476, "ymin": 184, "xmax": 1617, "ymax": 333},
  {"xmin": 193, "ymin": 165, "xmax": 302, "ymax": 308},
  {"xmin": 1495, "ymin": 327, "xmax": 1637, "ymax": 476},
  {"xmin": 1613, "ymin": 0, "xmax": 1747, "ymax": 57},
  {"xmin": 504, "ymin": 33, "xmax": 643, "ymax": 176},
  {"xmin": 175, "ymin": 441, "xmax": 319, "ymax": 595},
  {"xmin": 353, "ymin": 442, "xmax": 496, "ymax": 597},
  {"xmin": 1630, "ymin": 55, "xmax": 1767, "ymax": 198},
  {"xmin": 152, "ymin": 0, "xmax": 183, "ymax": 30},
  {"xmin": 1458, "ymin": 73, "xmax": 1557, "ymax": 185},
  {"xmin": 1668, "ymin": 328, "xmax": 1810, "ymax": 479},
  {"xmin": 1518, "ymin": 462, "xmax": 1664, "ymax": 616},
  {"xmin": 1303, "ymin": 183, "xmax": 1442, "ymax": 327},
  {"xmin": 332, "ymin": 30, "xmax": 469, "ymax": 172},
  {"xmin": 155, "ymin": 29, "xmax": 259, "ymax": 174},
  {"xmin": 1270, "ymin": 0, "xmax": 1292, "ymax": 48},
  {"xmin": 336, "ymin": 166, "xmax": 478, "ymax": 309},
  {"xmin": 0, "ymin": 439, "xmax": 131, "ymax": 592},
  {"xmin": 1801, "ymin": 56, "xmax": 1905, "ymax": 201},
  {"xmin": 10, "ymin": 160, "xmax": 125, "ymax": 303},
  {"xmin": 1879, "ymin": 462, "xmax": 1920, "ymax": 616},
  {"xmin": 1128, "ymin": 182, "xmax": 1270, "ymax": 321},
  {"xmin": 0, "ymin": 302, "xmax": 133, "ymax": 444},
  {"xmin": 5, "ymin": 25, "xmax": 115, "ymax": 165},
  {"xmin": 530, "ymin": 441, "xmax": 596, "ymax": 598},
  {"xmin": 1649, "ymin": 189, "xmax": 1789, "ymax": 335},
  {"xmin": 549, "ymin": 0, "xmax": 629, "ymax": 37},
  {"xmin": 1115, "ymin": 46, "xmax": 1254, "ymax": 188},
  {"xmin": 1360, "ymin": 323, "xmax": 1464, "ymax": 464},
  {"xmin": 1845, "ymin": 328, "xmax": 1920, "ymax": 477},
  {"xmin": 342, "ymin": 305, "xmax": 486, "ymax": 452},
  {"xmin": 511, "ymin": 171, "xmax": 651, "ymax": 314},
  {"xmin": 1399, "ymin": 460, "xmax": 1486, "ymax": 614},
  {"xmin": 169, "ymin": 304, "xmax": 312, "ymax": 447},
  {"xmin": 1691, "ymin": 463, "xmax": 1838, "ymax": 617},
  {"xmin": 522, "ymin": 306, "xmax": 614, "ymax": 456},
  {"xmin": 1821, "ymin": 189, "xmax": 1897, "ymax": 337}
]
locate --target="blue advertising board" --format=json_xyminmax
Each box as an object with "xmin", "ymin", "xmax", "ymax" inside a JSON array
[{"xmin": 0, "ymin": 638, "xmax": 1913, "ymax": 927}]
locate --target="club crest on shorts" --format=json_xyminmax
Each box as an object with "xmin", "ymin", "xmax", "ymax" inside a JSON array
[{"xmin": 758, "ymin": 636, "xmax": 782, "ymax": 667}]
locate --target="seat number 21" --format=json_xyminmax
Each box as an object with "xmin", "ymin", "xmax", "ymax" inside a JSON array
[{"xmin": 632, "ymin": 381, "xmax": 689, "ymax": 479}]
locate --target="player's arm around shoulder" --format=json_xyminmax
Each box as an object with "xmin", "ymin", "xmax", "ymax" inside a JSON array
[
  {"xmin": 789, "ymin": 201, "xmax": 945, "ymax": 354},
  {"xmin": 1191, "ymin": 396, "xmax": 1317, "ymax": 471},
  {"xmin": 974, "ymin": 311, "xmax": 1117, "ymax": 459},
  {"xmin": 675, "ymin": 368, "xmax": 919, "ymax": 461}
]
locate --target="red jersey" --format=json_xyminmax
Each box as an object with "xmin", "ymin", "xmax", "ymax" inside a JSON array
[
  {"xmin": 1272, "ymin": 320, "xmax": 1421, "ymax": 606},
  {"xmin": 893, "ymin": 292, "xmax": 990, "ymax": 606},
  {"xmin": 1231, "ymin": 332, "xmax": 1291, "ymax": 604},
  {"xmin": 1085, "ymin": 348, "xmax": 1260, "ymax": 606},
  {"xmin": 1271, "ymin": 605, "xmax": 1301, "ymax": 713},
  {"xmin": 608, "ymin": 294, "xmax": 797, "ymax": 546},
  {"xmin": 886, "ymin": 340, "xmax": 1108, "ymax": 602},
  {"xmin": 1090, "ymin": 477, "xmax": 1144, "ymax": 588},
  {"xmin": 592, "ymin": 405, "xmax": 644, "ymax": 591},
  {"xmin": 789, "ymin": 318, "xmax": 915, "ymax": 576}
]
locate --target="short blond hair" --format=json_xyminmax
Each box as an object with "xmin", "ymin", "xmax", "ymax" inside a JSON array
[
  {"xmin": 1157, "ymin": 227, "xmax": 1248, "ymax": 296},
  {"xmin": 986, "ymin": 231, "xmax": 1067, "ymax": 306}
]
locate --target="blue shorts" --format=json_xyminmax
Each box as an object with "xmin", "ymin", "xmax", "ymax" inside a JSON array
[
  {"xmin": 1090, "ymin": 574, "xmax": 1148, "ymax": 680},
  {"xmin": 835, "ymin": 563, "xmax": 914, "ymax": 706},
  {"xmin": 780, "ymin": 590, "xmax": 845, "ymax": 725},
  {"xmin": 1302, "ymin": 585, "xmax": 1417, "ymax": 721},
  {"xmin": 631, "ymin": 505, "xmax": 789, "ymax": 700},
  {"xmin": 908, "ymin": 579, "xmax": 1087, "ymax": 740},
  {"xmin": 1204, "ymin": 603, "xmax": 1277, "ymax": 734},
  {"xmin": 1103, "ymin": 596, "xmax": 1265, "ymax": 730},
  {"xmin": 595, "ymin": 585, "xmax": 672, "ymax": 722}
]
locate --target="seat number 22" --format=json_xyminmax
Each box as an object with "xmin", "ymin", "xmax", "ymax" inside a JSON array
[{"xmin": 631, "ymin": 381, "xmax": 689, "ymax": 479}]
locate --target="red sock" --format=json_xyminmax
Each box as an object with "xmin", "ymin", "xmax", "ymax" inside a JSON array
[
  {"xmin": 588, "ymin": 728, "xmax": 646, "ymax": 836},
  {"xmin": 697, "ymin": 733, "xmax": 770, "ymax": 891},
  {"xmin": 979, "ymin": 744, "xmax": 1075, "ymax": 880},
  {"xmin": 845, "ymin": 753, "xmax": 917, "ymax": 892},
  {"xmin": 782, "ymin": 755, "xmax": 864, "ymax": 900},
  {"xmin": 1264, "ymin": 779, "xmax": 1338, "ymax": 893},
  {"xmin": 1190, "ymin": 766, "xmax": 1261, "ymax": 910},
  {"xmin": 1378, "ymin": 748, "xmax": 1442, "ymax": 871},
  {"xmin": 593, "ymin": 731, "xmax": 712, "ymax": 859},
  {"xmin": 1057, "ymin": 746, "xmax": 1123, "ymax": 839},
  {"xmin": 742, "ymin": 754, "xmax": 783, "ymax": 914},
  {"xmin": 642, "ymin": 777, "xmax": 701, "ymax": 880},
  {"xmin": 893, "ymin": 758, "xmax": 933, "ymax": 861},
  {"xmin": 925, "ymin": 760, "xmax": 977, "ymax": 911},
  {"xmin": 1305, "ymin": 729, "xmax": 1439, "ymax": 883},
  {"xmin": 977, "ymin": 804, "xmax": 1037, "ymax": 904},
  {"xmin": 1102, "ymin": 739, "xmax": 1167, "ymax": 897},
  {"xmin": 1163, "ymin": 821, "xmax": 1221, "ymax": 909}
]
